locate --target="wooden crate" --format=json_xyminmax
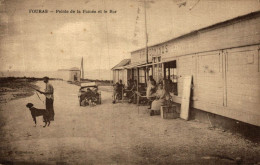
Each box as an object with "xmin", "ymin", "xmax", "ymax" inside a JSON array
[
  {"xmin": 150, "ymin": 110, "xmax": 161, "ymax": 116},
  {"xmin": 160, "ymin": 105, "xmax": 179, "ymax": 119}
]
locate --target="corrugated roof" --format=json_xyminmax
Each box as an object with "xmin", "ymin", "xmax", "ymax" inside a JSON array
[{"xmin": 111, "ymin": 59, "xmax": 131, "ymax": 70}]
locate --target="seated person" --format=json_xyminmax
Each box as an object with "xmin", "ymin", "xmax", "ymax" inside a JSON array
[
  {"xmin": 81, "ymin": 88, "xmax": 95, "ymax": 106},
  {"xmin": 79, "ymin": 88, "xmax": 88, "ymax": 105},
  {"xmin": 127, "ymin": 79, "xmax": 133, "ymax": 90},
  {"xmin": 112, "ymin": 82, "xmax": 119, "ymax": 103},
  {"xmin": 125, "ymin": 79, "xmax": 133, "ymax": 98},
  {"xmin": 128, "ymin": 80, "xmax": 137, "ymax": 103},
  {"xmin": 93, "ymin": 87, "xmax": 99, "ymax": 96},
  {"xmin": 150, "ymin": 82, "xmax": 166, "ymax": 115},
  {"xmin": 132, "ymin": 80, "xmax": 137, "ymax": 92},
  {"xmin": 112, "ymin": 81, "xmax": 124, "ymax": 103},
  {"xmin": 118, "ymin": 80, "xmax": 124, "ymax": 93},
  {"xmin": 91, "ymin": 87, "xmax": 99, "ymax": 104}
]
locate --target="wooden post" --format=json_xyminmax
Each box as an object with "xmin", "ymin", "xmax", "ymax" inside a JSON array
[
  {"xmin": 144, "ymin": 0, "xmax": 149, "ymax": 82},
  {"xmin": 144, "ymin": 67, "xmax": 147, "ymax": 84},
  {"xmin": 137, "ymin": 68, "xmax": 140, "ymax": 105},
  {"xmin": 152, "ymin": 63, "xmax": 155, "ymax": 82},
  {"xmin": 223, "ymin": 50, "xmax": 228, "ymax": 107},
  {"xmin": 162, "ymin": 62, "xmax": 165, "ymax": 86}
]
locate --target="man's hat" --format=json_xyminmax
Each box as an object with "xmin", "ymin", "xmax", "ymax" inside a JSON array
[{"xmin": 43, "ymin": 76, "xmax": 49, "ymax": 80}]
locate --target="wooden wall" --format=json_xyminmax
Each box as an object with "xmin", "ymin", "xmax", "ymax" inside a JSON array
[
  {"xmin": 173, "ymin": 45, "xmax": 260, "ymax": 126},
  {"xmin": 226, "ymin": 46, "xmax": 260, "ymax": 116}
]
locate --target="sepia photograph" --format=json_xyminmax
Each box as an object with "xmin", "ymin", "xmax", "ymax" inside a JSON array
[{"xmin": 0, "ymin": 0, "xmax": 260, "ymax": 164}]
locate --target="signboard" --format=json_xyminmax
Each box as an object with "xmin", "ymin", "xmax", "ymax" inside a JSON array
[{"xmin": 180, "ymin": 75, "xmax": 192, "ymax": 120}]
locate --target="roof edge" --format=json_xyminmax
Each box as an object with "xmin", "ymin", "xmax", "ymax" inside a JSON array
[{"xmin": 131, "ymin": 10, "xmax": 260, "ymax": 54}]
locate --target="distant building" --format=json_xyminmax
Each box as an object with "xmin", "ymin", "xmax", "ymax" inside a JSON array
[
  {"xmin": 69, "ymin": 67, "xmax": 81, "ymax": 82},
  {"xmin": 112, "ymin": 11, "xmax": 260, "ymax": 126},
  {"xmin": 57, "ymin": 67, "xmax": 81, "ymax": 82}
]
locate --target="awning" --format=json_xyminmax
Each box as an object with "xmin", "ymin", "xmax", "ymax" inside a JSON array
[
  {"xmin": 137, "ymin": 62, "xmax": 153, "ymax": 68},
  {"xmin": 123, "ymin": 62, "xmax": 146, "ymax": 69},
  {"xmin": 111, "ymin": 59, "xmax": 131, "ymax": 70},
  {"xmin": 112, "ymin": 66, "xmax": 125, "ymax": 70}
]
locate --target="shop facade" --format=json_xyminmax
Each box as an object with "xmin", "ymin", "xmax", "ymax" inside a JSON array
[{"xmin": 112, "ymin": 11, "xmax": 260, "ymax": 126}]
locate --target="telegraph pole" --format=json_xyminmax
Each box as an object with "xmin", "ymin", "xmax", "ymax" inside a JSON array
[{"xmin": 144, "ymin": 0, "xmax": 149, "ymax": 82}]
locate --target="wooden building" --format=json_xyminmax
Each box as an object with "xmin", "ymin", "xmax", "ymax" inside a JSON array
[
  {"xmin": 111, "ymin": 59, "xmax": 131, "ymax": 85},
  {"xmin": 114, "ymin": 11, "xmax": 260, "ymax": 126}
]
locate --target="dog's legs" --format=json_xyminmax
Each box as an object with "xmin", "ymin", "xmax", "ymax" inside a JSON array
[
  {"xmin": 43, "ymin": 116, "xmax": 48, "ymax": 127},
  {"xmin": 33, "ymin": 116, "xmax": 37, "ymax": 127},
  {"xmin": 43, "ymin": 122, "xmax": 47, "ymax": 127},
  {"xmin": 47, "ymin": 114, "xmax": 51, "ymax": 126}
]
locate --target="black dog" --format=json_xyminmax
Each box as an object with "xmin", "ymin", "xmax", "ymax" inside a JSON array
[{"xmin": 26, "ymin": 103, "xmax": 50, "ymax": 127}]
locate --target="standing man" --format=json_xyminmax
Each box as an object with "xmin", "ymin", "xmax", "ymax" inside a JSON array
[{"xmin": 37, "ymin": 76, "xmax": 54, "ymax": 121}]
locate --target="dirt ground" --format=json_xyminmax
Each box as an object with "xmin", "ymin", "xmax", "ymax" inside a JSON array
[{"xmin": 0, "ymin": 80, "xmax": 259, "ymax": 165}]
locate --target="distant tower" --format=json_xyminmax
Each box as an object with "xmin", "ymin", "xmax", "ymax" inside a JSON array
[{"xmin": 81, "ymin": 57, "xmax": 84, "ymax": 79}]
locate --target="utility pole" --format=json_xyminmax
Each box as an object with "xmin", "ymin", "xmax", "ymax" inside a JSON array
[{"xmin": 144, "ymin": 0, "xmax": 149, "ymax": 82}]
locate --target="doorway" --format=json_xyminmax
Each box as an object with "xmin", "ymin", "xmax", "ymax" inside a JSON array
[{"xmin": 164, "ymin": 60, "xmax": 178, "ymax": 95}]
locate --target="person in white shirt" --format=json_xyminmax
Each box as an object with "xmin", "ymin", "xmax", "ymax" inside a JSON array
[
  {"xmin": 146, "ymin": 76, "xmax": 156, "ymax": 109},
  {"xmin": 37, "ymin": 76, "xmax": 54, "ymax": 121}
]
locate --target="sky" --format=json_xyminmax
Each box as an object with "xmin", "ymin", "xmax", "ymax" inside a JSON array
[{"xmin": 0, "ymin": 0, "xmax": 259, "ymax": 73}]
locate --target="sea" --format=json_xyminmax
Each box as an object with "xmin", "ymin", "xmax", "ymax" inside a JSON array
[{"xmin": 0, "ymin": 69, "xmax": 112, "ymax": 81}]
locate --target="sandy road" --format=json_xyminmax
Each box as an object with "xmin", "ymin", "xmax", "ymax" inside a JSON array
[{"xmin": 0, "ymin": 80, "xmax": 259, "ymax": 164}]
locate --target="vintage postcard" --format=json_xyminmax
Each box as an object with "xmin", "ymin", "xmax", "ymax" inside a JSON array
[{"xmin": 0, "ymin": 0, "xmax": 260, "ymax": 164}]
